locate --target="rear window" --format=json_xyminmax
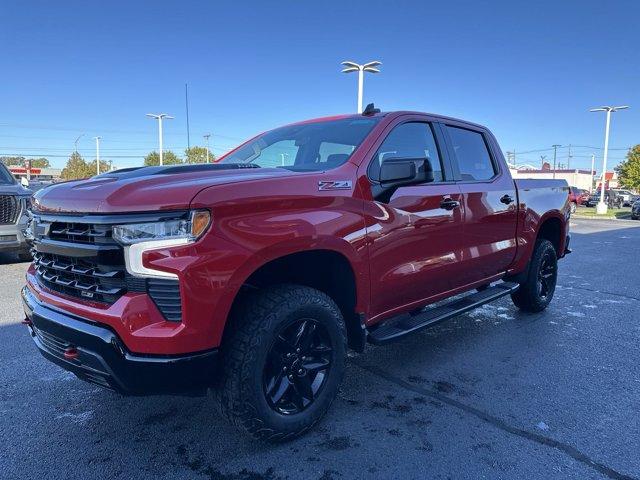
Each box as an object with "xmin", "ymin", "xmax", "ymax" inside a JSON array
[{"xmin": 446, "ymin": 126, "xmax": 496, "ymax": 181}]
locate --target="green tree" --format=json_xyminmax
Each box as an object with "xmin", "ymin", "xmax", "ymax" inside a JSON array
[
  {"xmin": 0, "ymin": 156, "xmax": 26, "ymax": 166},
  {"xmin": 86, "ymin": 159, "xmax": 111, "ymax": 175},
  {"xmin": 61, "ymin": 152, "xmax": 93, "ymax": 180},
  {"xmin": 184, "ymin": 146, "xmax": 216, "ymax": 164},
  {"xmin": 0, "ymin": 156, "xmax": 50, "ymax": 168},
  {"xmin": 144, "ymin": 150, "xmax": 182, "ymax": 166},
  {"xmin": 30, "ymin": 157, "xmax": 50, "ymax": 168},
  {"xmin": 615, "ymin": 145, "xmax": 640, "ymax": 191}
]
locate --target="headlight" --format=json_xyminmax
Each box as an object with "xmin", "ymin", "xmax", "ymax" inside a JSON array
[
  {"xmin": 114, "ymin": 210, "xmax": 210, "ymax": 279},
  {"xmin": 113, "ymin": 210, "xmax": 210, "ymax": 245}
]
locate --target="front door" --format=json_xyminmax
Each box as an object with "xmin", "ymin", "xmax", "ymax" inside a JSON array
[{"xmin": 363, "ymin": 120, "xmax": 465, "ymax": 320}]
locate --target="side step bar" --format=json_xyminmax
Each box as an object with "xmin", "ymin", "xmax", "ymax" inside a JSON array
[{"xmin": 367, "ymin": 282, "xmax": 519, "ymax": 345}]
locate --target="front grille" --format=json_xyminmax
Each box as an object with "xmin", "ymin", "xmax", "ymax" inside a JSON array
[
  {"xmin": 32, "ymin": 214, "xmax": 183, "ymax": 322},
  {"xmin": 34, "ymin": 251, "xmax": 127, "ymax": 304},
  {"xmin": 0, "ymin": 195, "xmax": 19, "ymax": 224}
]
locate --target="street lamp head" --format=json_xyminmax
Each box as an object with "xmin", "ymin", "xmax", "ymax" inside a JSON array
[
  {"xmin": 341, "ymin": 67, "xmax": 360, "ymax": 73},
  {"xmin": 363, "ymin": 67, "xmax": 380, "ymax": 73},
  {"xmin": 590, "ymin": 105, "xmax": 630, "ymax": 112},
  {"xmin": 362, "ymin": 61, "xmax": 382, "ymax": 69}
]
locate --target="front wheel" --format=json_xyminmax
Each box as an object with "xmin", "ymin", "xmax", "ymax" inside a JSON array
[
  {"xmin": 511, "ymin": 239, "xmax": 558, "ymax": 312},
  {"xmin": 216, "ymin": 284, "xmax": 347, "ymax": 441}
]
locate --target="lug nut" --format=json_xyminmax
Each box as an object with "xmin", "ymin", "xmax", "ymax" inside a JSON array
[
  {"xmin": 296, "ymin": 348, "xmax": 301, "ymax": 353},
  {"xmin": 283, "ymin": 367, "xmax": 287, "ymax": 372}
]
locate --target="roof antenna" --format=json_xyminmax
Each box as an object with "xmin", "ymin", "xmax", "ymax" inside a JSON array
[{"xmin": 362, "ymin": 103, "xmax": 380, "ymax": 116}]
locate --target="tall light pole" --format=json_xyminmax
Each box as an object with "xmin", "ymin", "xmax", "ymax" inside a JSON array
[
  {"xmin": 203, "ymin": 134, "xmax": 211, "ymax": 163},
  {"xmin": 590, "ymin": 154, "xmax": 596, "ymax": 194},
  {"xmin": 146, "ymin": 113, "xmax": 174, "ymax": 165},
  {"xmin": 93, "ymin": 136, "xmax": 101, "ymax": 175},
  {"xmin": 552, "ymin": 144, "xmax": 561, "ymax": 179},
  {"xmin": 590, "ymin": 105, "xmax": 629, "ymax": 214},
  {"xmin": 74, "ymin": 134, "xmax": 84, "ymax": 153},
  {"xmin": 341, "ymin": 60, "xmax": 381, "ymax": 113}
]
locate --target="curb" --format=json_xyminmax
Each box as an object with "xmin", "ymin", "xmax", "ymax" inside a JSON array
[{"xmin": 572, "ymin": 215, "xmax": 637, "ymax": 223}]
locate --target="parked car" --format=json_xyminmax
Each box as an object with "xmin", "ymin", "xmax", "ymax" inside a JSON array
[
  {"xmin": 568, "ymin": 186, "xmax": 583, "ymax": 213},
  {"xmin": 612, "ymin": 189, "xmax": 636, "ymax": 207},
  {"xmin": 632, "ymin": 199, "xmax": 640, "ymax": 220},
  {"xmin": 584, "ymin": 190, "xmax": 623, "ymax": 208},
  {"xmin": 22, "ymin": 108, "xmax": 571, "ymax": 440},
  {"xmin": 0, "ymin": 163, "xmax": 33, "ymax": 261}
]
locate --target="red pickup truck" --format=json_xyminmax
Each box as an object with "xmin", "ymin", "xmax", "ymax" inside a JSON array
[{"xmin": 23, "ymin": 107, "xmax": 570, "ymax": 440}]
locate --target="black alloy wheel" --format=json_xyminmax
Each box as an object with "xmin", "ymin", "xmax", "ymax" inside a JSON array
[
  {"xmin": 537, "ymin": 249, "xmax": 557, "ymax": 300},
  {"xmin": 263, "ymin": 318, "xmax": 332, "ymax": 415}
]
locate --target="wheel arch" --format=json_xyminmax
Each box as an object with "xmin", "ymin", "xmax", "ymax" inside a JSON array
[{"xmin": 224, "ymin": 247, "xmax": 367, "ymax": 352}]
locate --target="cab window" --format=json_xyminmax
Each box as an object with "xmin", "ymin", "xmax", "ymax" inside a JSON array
[{"xmin": 369, "ymin": 122, "xmax": 444, "ymax": 182}]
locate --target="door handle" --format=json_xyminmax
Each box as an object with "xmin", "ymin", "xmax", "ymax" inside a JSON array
[
  {"xmin": 500, "ymin": 194, "xmax": 514, "ymax": 205},
  {"xmin": 440, "ymin": 197, "xmax": 460, "ymax": 210}
]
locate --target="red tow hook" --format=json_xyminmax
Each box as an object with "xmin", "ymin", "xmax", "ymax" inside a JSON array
[
  {"xmin": 21, "ymin": 318, "xmax": 32, "ymax": 326},
  {"xmin": 64, "ymin": 347, "xmax": 79, "ymax": 360}
]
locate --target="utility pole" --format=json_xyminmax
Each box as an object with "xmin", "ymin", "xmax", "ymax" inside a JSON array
[
  {"xmin": 590, "ymin": 105, "xmax": 629, "ymax": 214},
  {"xmin": 567, "ymin": 144, "xmax": 572, "ymax": 169},
  {"xmin": 552, "ymin": 144, "xmax": 561, "ymax": 179},
  {"xmin": 540, "ymin": 155, "xmax": 547, "ymax": 169},
  {"xmin": 341, "ymin": 61, "xmax": 382, "ymax": 113},
  {"xmin": 203, "ymin": 134, "xmax": 211, "ymax": 163},
  {"xmin": 590, "ymin": 154, "xmax": 595, "ymax": 193},
  {"xmin": 94, "ymin": 136, "xmax": 101, "ymax": 175},
  {"xmin": 146, "ymin": 113, "xmax": 174, "ymax": 166}
]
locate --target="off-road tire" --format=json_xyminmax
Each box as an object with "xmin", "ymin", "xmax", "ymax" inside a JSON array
[
  {"xmin": 511, "ymin": 239, "xmax": 558, "ymax": 313},
  {"xmin": 216, "ymin": 284, "xmax": 347, "ymax": 442}
]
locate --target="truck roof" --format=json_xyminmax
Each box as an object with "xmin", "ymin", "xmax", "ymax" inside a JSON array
[{"xmin": 286, "ymin": 111, "xmax": 487, "ymax": 130}]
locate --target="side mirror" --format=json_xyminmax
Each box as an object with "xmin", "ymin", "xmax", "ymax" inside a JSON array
[
  {"xmin": 21, "ymin": 177, "xmax": 29, "ymax": 187},
  {"xmin": 379, "ymin": 158, "xmax": 434, "ymax": 186}
]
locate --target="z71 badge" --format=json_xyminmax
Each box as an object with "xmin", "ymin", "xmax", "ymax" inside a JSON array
[{"xmin": 318, "ymin": 180, "xmax": 353, "ymax": 191}]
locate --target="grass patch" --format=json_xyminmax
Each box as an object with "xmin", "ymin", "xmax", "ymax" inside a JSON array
[{"xmin": 573, "ymin": 207, "xmax": 632, "ymax": 219}]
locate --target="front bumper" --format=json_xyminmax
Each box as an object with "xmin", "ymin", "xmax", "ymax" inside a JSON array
[
  {"xmin": 0, "ymin": 216, "xmax": 29, "ymax": 253},
  {"xmin": 22, "ymin": 287, "xmax": 218, "ymax": 395}
]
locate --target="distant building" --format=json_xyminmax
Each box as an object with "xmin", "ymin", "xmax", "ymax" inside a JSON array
[
  {"xmin": 8, "ymin": 166, "xmax": 62, "ymax": 182},
  {"xmin": 509, "ymin": 168, "xmax": 594, "ymax": 191},
  {"xmin": 595, "ymin": 171, "xmax": 619, "ymax": 190}
]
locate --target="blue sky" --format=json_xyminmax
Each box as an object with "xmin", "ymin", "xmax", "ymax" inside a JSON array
[{"xmin": 1, "ymin": 0, "xmax": 638, "ymax": 171}]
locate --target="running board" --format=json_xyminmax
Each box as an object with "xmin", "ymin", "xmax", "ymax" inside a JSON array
[{"xmin": 367, "ymin": 282, "xmax": 519, "ymax": 345}]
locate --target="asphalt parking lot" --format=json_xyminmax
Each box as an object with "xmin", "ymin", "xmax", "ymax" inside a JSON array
[{"xmin": 1, "ymin": 217, "xmax": 639, "ymax": 480}]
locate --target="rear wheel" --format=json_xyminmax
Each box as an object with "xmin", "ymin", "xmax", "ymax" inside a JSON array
[
  {"xmin": 216, "ymin": 284, "xmax": 347, "ymax": 442},
  {"xmin": 511, "ymin": 239, "xmax": 558, "ymax": 313}
]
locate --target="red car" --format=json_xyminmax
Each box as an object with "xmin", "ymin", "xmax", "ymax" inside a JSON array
[
  {"xmin": 23, "ymin": 107, "xmax": 570, "ymax": 440},
  {"xmin": 568, "ymin": 186, "xmax": 589, "ymax": 212}
]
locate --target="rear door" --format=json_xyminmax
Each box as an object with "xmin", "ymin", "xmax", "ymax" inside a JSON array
[
  {"xmin": 363, "ymin": 118, "xmax": 466, "ymax": 319},
  {"xmin": 441, "ymin": 123, "xmax": 518, "ymax": 284}
]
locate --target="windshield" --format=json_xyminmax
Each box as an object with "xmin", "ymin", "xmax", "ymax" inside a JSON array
[
  {"xmin": 221, "ymin": 117, "xmax": 380, "ymax": 171},
  {"xmin": 0, "ymin": 164, "xmax": 16, "ymax": 185}
]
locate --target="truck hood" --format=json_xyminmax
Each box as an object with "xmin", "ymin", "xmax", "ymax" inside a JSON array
[{"xmin": 33, "ymin": 164, "xmax": 297, "ymax": 214}]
